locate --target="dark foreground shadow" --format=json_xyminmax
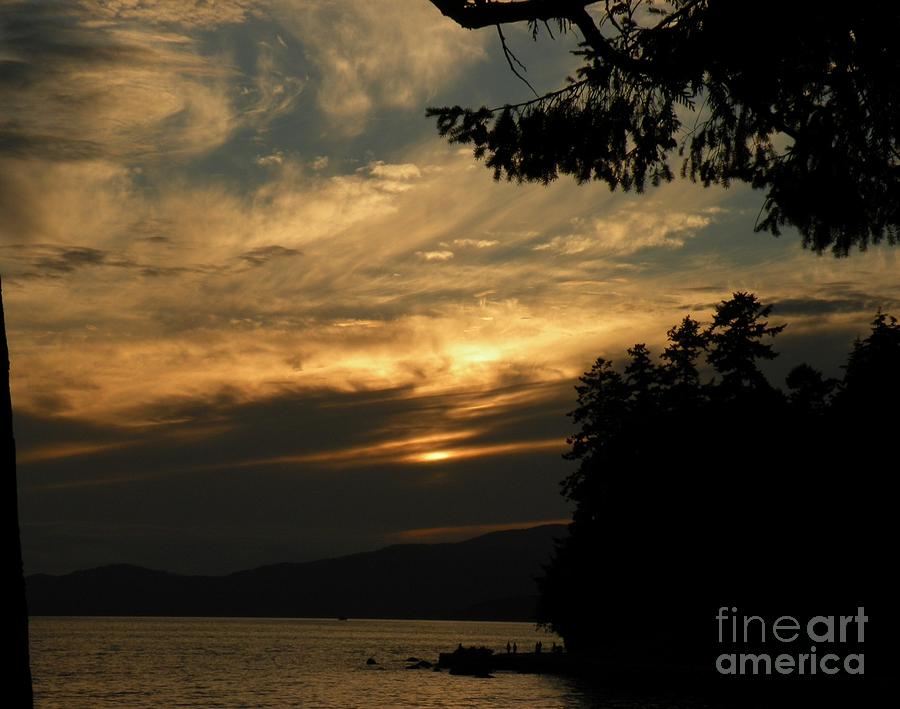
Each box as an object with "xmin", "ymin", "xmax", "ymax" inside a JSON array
[{"xmin": 535, "ymin": 296, "xmax": 897, "ymax": 705}]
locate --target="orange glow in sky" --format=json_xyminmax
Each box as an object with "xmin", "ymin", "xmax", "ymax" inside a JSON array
[
  {"xmin": 418, "ymin": 451, "xmax": 454, "ymax": 462},
  {"xmin": 3, "ymin": 0, "xmax": 898, "ymax": 576}
]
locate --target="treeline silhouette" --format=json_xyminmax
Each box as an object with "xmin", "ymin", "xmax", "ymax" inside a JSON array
[{"xmin": 537, "ymin": 292, "xmax": 896, "ymax": 670}]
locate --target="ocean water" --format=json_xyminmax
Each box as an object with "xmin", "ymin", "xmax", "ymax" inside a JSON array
[{"xmin": 30, "ymin": 617, "xmax": 616, "ymax": 708}]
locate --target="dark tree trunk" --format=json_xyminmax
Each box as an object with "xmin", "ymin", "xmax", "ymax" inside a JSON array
[{"xmin": 1, "ymin": 276, "xmax": 34, "ymax": 706}]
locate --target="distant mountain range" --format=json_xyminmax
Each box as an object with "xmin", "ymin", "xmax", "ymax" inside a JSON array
[{"xmin": 26, "ymin": 524, "xmax": 566, "ymax": 621}]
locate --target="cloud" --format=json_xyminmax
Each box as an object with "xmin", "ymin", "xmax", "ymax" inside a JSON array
[
  {"xmin": 771, "ymin": 296, "xmax": 891, "ymax": 317},
  {"xmin": 5, "ymin": 138, "xmax": 897, "ymax": 432},
  {"xmin": 270, "ymin": 0, "xmax": 487, "ymax": 134},
  {"xmin": 0, "ymin": 1, "xmax": 306, "ymax": 163},
  {"xmin": 255, "ymin": 151, "xmax": 284, "ymax": 167},
  {"xmin": 533, "ymin": 234, "xmax": 595, "ymax": 255},
  {"xmin": 238, "ymin": 244, "xmax": 301, "ymax": 266},
  {"xmin": 0, "ymin": 240, "xmax": 212, "ymax": 281},
  {"xmin": 451, "ymin": 239, "xmax": 500, "ymax": 249},
  {"xmin": 17, "ymin": 379, "xmax": 575, "ymax": 573},
  {"xmin": 78, "ymin": 0, "xmax": 262, "ymax": 28},
  {"xmin": 0, "ymin": 6, "xmax": 237, "ymax": 160},
  {"xmin": 416, "ymin": 250, "xmax": 455, "ymax": 262},
  {"xmin": 387, "ymin": 518, "xmax": 569, "ymax": 543},
  {"xmin": 32, "ymin": 246, "xmax": 108, "ymax": 274},
  {"xmin": 0, "ymin": 159, "xmax": 135, "ymax": 244},
  {"xmin": 240, "ymin": 36, "xmax": 306, "ymax": 126},
  {"xmin": 368, "ymin": 162, "xmax": 421, "ymax": 181},
  {"xmin": 362, "ymin": 161, "xmax": 423, "ymax": 193},
  {"xmin": 533, "ymin": 206, "xmax": 716, "ymax": 256}
]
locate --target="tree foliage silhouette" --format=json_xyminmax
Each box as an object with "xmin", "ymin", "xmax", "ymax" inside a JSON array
[
  {"xmin": 704, "ymin": 291, "xmax": 784, "ymax": 395},
  {"xmin": 537, "ymin": 292, "xmax": 895, "ymax": 660},
  {"xmin": 839, "ymin": 311, "xmax": 900, "ymax": 407},
  {"xmin": 428, "ymin": 1, "xmax": 900, "ymax": 255},
  {"xmin": 658, "ymin": 315, "xmax": 704, "ymax": 406}
]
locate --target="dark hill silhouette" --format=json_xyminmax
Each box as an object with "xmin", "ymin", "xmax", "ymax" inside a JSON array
[{"xmin": 26, "ymin": 524, "xmax": 564, "ymax": 620}]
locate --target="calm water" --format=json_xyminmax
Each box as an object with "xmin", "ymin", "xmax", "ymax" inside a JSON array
[{"xmin": 31, "ymin": 617, "xmax": 626, "ymax": 708}]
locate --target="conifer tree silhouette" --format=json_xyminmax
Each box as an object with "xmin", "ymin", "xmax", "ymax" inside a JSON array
[{"xmin": 538, "ymin": 292, "xmax": 893, "ymax": 672}]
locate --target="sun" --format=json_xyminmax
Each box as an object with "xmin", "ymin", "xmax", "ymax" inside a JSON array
[{"xmin": 417, "ymin": 451, "xmax": 454, "ymax": 463}]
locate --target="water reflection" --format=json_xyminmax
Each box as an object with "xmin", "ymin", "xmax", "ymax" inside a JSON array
[{"xmin": 32, "ymin": 617, "xmax": 622, "ymax": 708}]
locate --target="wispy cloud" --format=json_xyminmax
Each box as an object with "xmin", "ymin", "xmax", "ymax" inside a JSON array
[
  {"xmin": 5, "ymin": 141, "xmax": 899, "ymax": 429},
  {"xmin": 416, "ymin": 250, "xmax": 454, "ymax": 262},
  {"xmin": 387, "ymin": 518, "xmax": 570, "ymax": 543},
  {"xmin": 0, "ymin": 5, "xmax": 238, "ymax": 160},
  {"xmin": 533, "ymin": 207, "xmax": 717, "ymax": 256},
  {"xmin": 451, "ymin": 239, "xmax": 500, "ymax": 249},
  {"xmin": 270, "ymin": 0, "xmax": 487, "ymax": 134},
  {"xmin": 79, "ymin": 0, "xmax": 262, "ymax": 28},
  {"xmin": 238, "ymin": 244, "xmax": 301, "ymax": 266},
  {"xmin": 0, "ymin": 1, "xmax": 309, "ymax": 164}
]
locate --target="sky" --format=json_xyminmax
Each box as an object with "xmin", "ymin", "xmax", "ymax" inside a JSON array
[{"xmin": 2, "ymin": 0, "xmax": 898, "ymax": 575}]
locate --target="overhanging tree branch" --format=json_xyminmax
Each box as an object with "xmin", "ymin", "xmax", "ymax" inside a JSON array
[
  {"xmin": 429, "ymin": 0, "xmax": 657, "ymax": 75},
  {"xmin": 428, "ymin": 0, "xmax": 900, "ymax": 255},
  {"xmin": 496, "ymin": 23, "xmax": 539, "ymax": 97},
  {"xmin": 429, "ymin": 0, "xmax": 596, "ymax": 29}
]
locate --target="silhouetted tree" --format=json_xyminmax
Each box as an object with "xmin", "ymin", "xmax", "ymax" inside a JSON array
[
  {"xmin": 838, "ymin": 310, "xmax": 900, "ymax": 408},
  {"xmin": 561, "ymin": 357, "xmax": 629, "ymax": 525},
  {"xmin": 428, "ymin": 1, "xmax": 900, "ymax": 254},
  {"xmin": 537, "ymin": 359, "xmax": 621, "ymax": 653},
  {"xmin": 830, "ymin": 309, "xmax": 900, "ymax": 487},
  {"xmin": 826, "ymin": 311, "xmax": 898, "ymax": 606},
  {"xmin": 658, "ymin": 315, "xmax": 705, "ymax": 409},
  {"xmin": 704, "ymin": 291, "xmax": 784, "ymax": 397},
  {"xmin": 785, "ymin": 363, "xmax": 835, "ymax": 415},
  {"xmin": 624, "ymin": 343, "xmax": 659, "ymax": 407},
  {"xmin": 538, "ymin": 293, "xmax": 893, "ymax": 668},
  {"xmin": 1, "ymin": 277, "xmax": 32, "ymax": 706}
]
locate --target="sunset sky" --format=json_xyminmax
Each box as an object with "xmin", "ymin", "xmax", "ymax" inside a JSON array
[{"xmin": 3, "ymin": 0, "xmax": 898, "ymax": 575}]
